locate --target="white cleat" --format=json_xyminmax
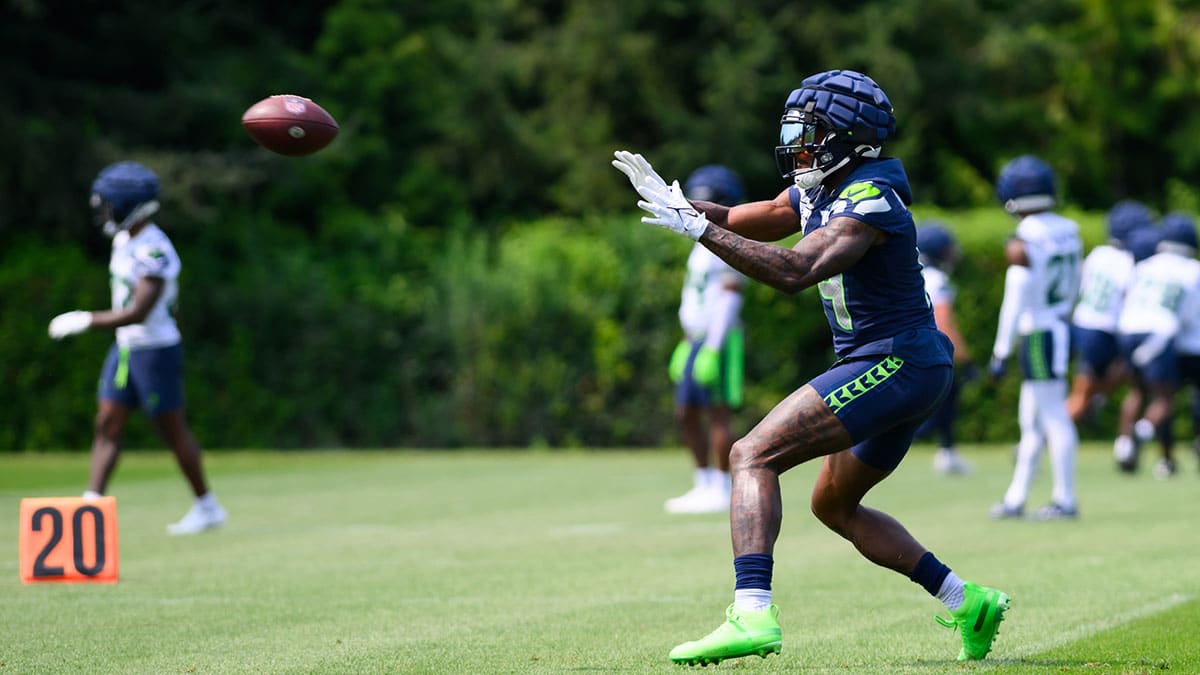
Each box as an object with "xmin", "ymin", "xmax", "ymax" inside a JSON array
[
  {"xmin": 933, "ymin": 448, "xmax": 973, "ymax": 476},
  {"xmin": 665, "ymin": 487, "xmax": 730, "ymax": 514},
  {"xmin": 167, "ymin": 503, "xmax": 227, "ymax": 535}
]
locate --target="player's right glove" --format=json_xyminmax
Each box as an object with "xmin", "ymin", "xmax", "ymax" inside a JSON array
[
  {"xmin": 987, "ymin": 355, "xmax": 1008, "ymax": 382},
  {"xmin": 635, "ymin": 180, "xmax": 710, "ymax": 240},
  {"xmin": 48, "ymin": 310, "xmax": 92, "ymax": 340},
  {"xmin": 668, "ymin": 340, "xmax": 690, "ymax": 384}
]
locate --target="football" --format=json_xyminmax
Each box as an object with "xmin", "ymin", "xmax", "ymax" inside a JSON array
[{"xmin": 241, "ymin": 95, "xmax": 339, "ymax": 156}]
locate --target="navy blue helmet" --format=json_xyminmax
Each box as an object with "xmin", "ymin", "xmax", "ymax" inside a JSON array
[
  {"xmin": 916, "ymin": 221, "xmax": 959, "ymax": 268},
  {"xmin": 683, "ymin": 165, "xmax": 745, "ymax": 207},
  {"xmin": 1159, "ymin": 210, "xmax": 1198, "ymax": 250},
  {"xmin": 775, "ymin": 70, "xmax": 896, "ymax": 190},
  {"xmin": 91, "ymin": 161, "xmax": 160, "ymax": 236},
  {"xmin": 995, "ymin": 155, "xmax": 1056, "ymax": 215},
  {"xmin": 1105, "ymin": 200, "xmax": 1154, "ymax": 247},
  {"xmin": 1125, "ymin": 226, "xmax": 1162, "ymax": 263}
]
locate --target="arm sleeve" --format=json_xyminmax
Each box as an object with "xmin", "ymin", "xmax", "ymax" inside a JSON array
[
  {"xmin": 703, "ymin": 285, "xmax": 743, "ymax": 350},
  {"xmin": 992, "ymin": 265, "xmax": 1032, "ymax": 360}
]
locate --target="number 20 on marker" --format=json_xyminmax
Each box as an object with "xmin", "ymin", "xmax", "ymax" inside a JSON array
[{"xmin": 19, "ymin": 497, "xmax": 119, "ymax": 584}]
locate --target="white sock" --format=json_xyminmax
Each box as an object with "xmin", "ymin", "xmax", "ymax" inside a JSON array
[
  {"xmin": 706, "ymin": 467, "xmax": 730, "ymax": 493},
  {"xmin": 937, "ymin": 572, "xmax": 966, "ymax": 612},
  {"xmin": 734, "ymin": 588, "xmax": 772, "ymax": 612},
  {"xmin": 1114, "ymin": 435, "xmax": 1134, "ymax": 461},
  {"xmin": 692, "ymin": 468, "xmax": 708, "ymax": 490},
  {"xmin": 197, "ymin": 492, "xmax": 219, "ymax": 509},
  {"xmin": 82, "ymin": 490, "xmax": 102, "ymax": 500},
  {"xmin": 1134, "ymin": 418, "xmax": 1156, "ymax": 442}
]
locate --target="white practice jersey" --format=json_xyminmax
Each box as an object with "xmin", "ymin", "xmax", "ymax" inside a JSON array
[
  {"xmin": 110, "ymin": 223, "xmax": 182, "ymax": 349},
  {"xmin": 1012, "ymin": 212, "xmax": 1084, "ymax": 333},
  {"xmin": 921, "ymin": 265, "xmax": 955, "ymax": 307},
  {"xmin": 1072, "ymin": 244, "xmax": 1135, "ymax": 332},
  {"xmin": 1117, "ymin": 251, "xmax": 1200, "ymax": 339},
  {"xmin": 679, "ymin": 243, "xmax": 744, "ymax": 341}
]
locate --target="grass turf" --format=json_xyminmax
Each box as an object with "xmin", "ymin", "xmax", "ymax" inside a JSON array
[{"xmin": 0, "ymin": 444, "xmax": 1196, "ymax": 673}]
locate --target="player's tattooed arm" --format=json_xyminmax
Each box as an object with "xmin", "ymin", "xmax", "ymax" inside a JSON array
[{"xmin": 699, "ymin": 216, "xmax": 880, "ymax": 294}]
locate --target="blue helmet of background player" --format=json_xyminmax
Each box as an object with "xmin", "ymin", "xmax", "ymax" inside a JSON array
[
  {"xmin": 683, "ymin": 165, "xmax": 746, "ymax": 207},
  {"xmin": 775, "ymin": 69, "xmax": 896, "ymax": 190},
  {"xmin": 1125, "ymin": 225, "xmax": 1162, "ymax": 263},
  {"xmin": 91, "ymin": 161, "xmax": 160, "ymax": 237},
  {"xmin": 1105, "ymin": 199, "xmax": 1155, "ymax": 248},
  {"xmin": 915, "ymin": 220, "xmax": 959, "ymax": 270},
  {"xmin": 995, "ymin": 155, "xmax": 1056, "ymax": 215},
  {"xmin": 1158, "ymin": 210, "xmax": 1198, "ymax": 252}
]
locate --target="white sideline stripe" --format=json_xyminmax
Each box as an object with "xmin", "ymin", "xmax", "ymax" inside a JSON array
[{"xmin": 1010, "ymin": 593, "xmax": 1192, "ymax": 657}]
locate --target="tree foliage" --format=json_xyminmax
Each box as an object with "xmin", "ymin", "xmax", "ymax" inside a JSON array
[{"xmin": 2, "ymin": 1, "xmax": 1198, "ymax": 449}]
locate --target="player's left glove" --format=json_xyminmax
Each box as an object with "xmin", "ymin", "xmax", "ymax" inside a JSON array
[
  {"xmin": 611, "ymin": 150, "xmax": 670, "ymax": 195},
  {"xmin": 635, "ymin": 180, "xmax": 710, "ymax": 240},
  {"xmin": 48, "ymin": 310, "xmax": 92, "ymax": 339}
]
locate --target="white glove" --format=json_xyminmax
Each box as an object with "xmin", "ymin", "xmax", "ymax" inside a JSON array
[
  {"xmin": 1131, "ymin": 332, "xmax": 1170, "ymax": 368},
  {"xmin": 611, "ymin": 150, "xmax": 670, "ymax": 194},
  {"xmin": 48, "ymin": 311, "xmax": 92, "ymax": 339},
  {"xmin": 635, "ymin": 180, "xmax": 710, "ymax": 240}
]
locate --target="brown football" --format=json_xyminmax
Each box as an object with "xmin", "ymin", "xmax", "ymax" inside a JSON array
[{"xmin": 241, "ymin": 95, "xmax": 339, "ymax": 156}]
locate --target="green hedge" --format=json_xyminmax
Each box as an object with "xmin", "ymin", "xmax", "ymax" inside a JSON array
[{"xmin": 3, "ymin": 206, "xmax": 1144, "ymax": 451}]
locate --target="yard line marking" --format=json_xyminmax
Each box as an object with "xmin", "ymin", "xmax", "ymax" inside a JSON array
[{"xmin": 1010, "ymin": 593, "xmax": 1192, "ymax": 657}]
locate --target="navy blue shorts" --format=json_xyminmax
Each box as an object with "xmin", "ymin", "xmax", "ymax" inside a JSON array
[
  {"xmin": 810, "ymin": 355, "xmax": 953, "ymax": 471},
  {"xmin": 1071, "ymin": 326, "xmax": 1120, "ymax": 378},
  {"xmin": 98, "ymin": 343, "xmax": 185, "ymax": 415},
  {"xmin": 1118, "ymin": 333, "xmax": 1178, "ymax": 386}
]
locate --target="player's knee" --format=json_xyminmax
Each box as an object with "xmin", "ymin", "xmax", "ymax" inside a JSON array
[
  {"xmin": 729, "ymin": 437, "xmax": 765, "ymax": 473},
  {"xmin": 810, "ymin": 487, "xmax": 848, "ymax": 533},
  {"xmin": 93, "ymin": 410, "xmax": 122, "ymax": 440}
]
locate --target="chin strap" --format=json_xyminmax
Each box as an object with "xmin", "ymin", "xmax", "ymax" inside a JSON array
[
  {"xmin": 102, "ymin": 200, "xmax": 160, "ymax": 237},
  {"xmin": 792, "ymin": 145, "xmax": 881, "ymax": 189}
]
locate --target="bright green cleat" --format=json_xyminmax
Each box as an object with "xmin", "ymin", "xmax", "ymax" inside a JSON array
[
  {"xmin": 935, "ymin": 581, "xmax": 1011, "ymax": 661},
  {"xmin": 669, "ymin": 604, "xmax": 781, "ymax": 666}
]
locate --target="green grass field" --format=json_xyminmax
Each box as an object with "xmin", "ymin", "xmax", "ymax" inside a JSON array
[{"xmin": 1, "ymin": 444, "xmax": 1197, "ymax": 674}]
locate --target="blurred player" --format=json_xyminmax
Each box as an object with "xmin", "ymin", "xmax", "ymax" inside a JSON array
[
  {"xmin": 915, "ymin": 221, "xmax": 975, "ymax": 475},
  {"xmin": 1163, "ymin": 211, "xmax": 1200, "ymax": 471},
  {"xmin": 988, "ymin": 156, "xmax": 1083, "ymax": 521},
  {"xmin": 48, "ymin": 161, "xmax": 227, "ymax": 535},
  {"xmin": 614, "ymin": 69, "xmax": 1008, "ymax": 667},
  {"xmin": 1066, "ymin": 200, "xmax": 1153, "ymax": 423},
  {"xmin": 663, "ymin": 165, "xmax": 748, "ymax": 514},
  {"xmin": 1113, "ymin": 218, "xmax": 1200, "ymax": 478}
]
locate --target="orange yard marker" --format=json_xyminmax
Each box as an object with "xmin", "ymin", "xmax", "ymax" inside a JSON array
[{"xmin": 19, "ymin": 497, "xmax": 118, "ymax": 584}]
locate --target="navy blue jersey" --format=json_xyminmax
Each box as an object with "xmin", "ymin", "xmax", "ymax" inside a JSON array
[{"xmin": 788, "ymin": 158, "xmax": 951, "ymax": 367}]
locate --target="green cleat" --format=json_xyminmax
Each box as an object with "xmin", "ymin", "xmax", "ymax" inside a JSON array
[
  {"xmin": 935, "ymin": 581, "xmax": 1011, "ymax": 661},
  {"xmin": 669, "ymin": 604, "xmax": 782, "ymax": 666}
]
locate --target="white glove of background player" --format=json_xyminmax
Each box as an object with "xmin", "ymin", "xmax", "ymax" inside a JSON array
[
  {"xmin": 48, "ymin": 310, "xmax": 92, "ymax": 339},
  {"xmin": 635, "ymin": 180, "xmax": 710, "ymax": 240},
  {"xmin": 611, "ymin": 150, "xmax": 670, "ymax": 195}
]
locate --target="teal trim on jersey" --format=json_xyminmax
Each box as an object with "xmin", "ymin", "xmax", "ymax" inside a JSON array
[
  {"xmin": 722, "ymin": 328, "xmax": 745, "ymax": 409},
  {"xmin": 114, "ymin": 346, "xmax": 131, "ymax": 389},
  {"xmin": 823, "ymin": 355, "xmax": 904, "ymax": 413}
]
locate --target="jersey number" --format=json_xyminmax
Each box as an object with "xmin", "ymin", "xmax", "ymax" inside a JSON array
[
  {"xmin": 818, "ymin": 274, "xmax": 853, "ymax": 331},
  {"xmin": 1045, "ymin": 253, "xmax": 1080, "ymax": 305}
]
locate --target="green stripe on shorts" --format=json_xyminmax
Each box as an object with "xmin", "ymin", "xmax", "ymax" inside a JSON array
[{"xmin": 823, "ymin": 355, "xmax": 905, "ymax": 414}]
